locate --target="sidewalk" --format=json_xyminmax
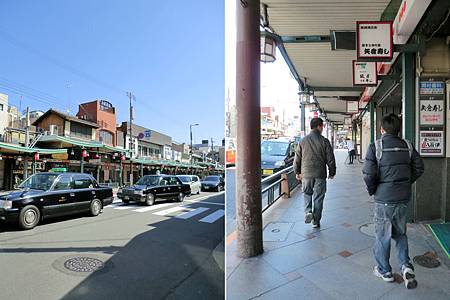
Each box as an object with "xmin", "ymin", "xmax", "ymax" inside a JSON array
[{"xmin": 227, "ymin": 151, "xmax": 450, "ymax": 300}]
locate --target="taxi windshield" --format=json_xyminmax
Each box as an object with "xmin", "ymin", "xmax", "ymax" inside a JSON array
[
  {"xmin": 19, "ymin": 173, "xmax": 59, "ymax": 191},
  {"xmin": 261, "ymin": 141, "xmax": 289, "ymax": 157},
  {"xmin": 177, "ymin": 176, "xmax": 191, "ymax": 183},
  {"xmin": 136, "ymin": 176, "xmax": 160, "ymax": 186},
  {"xmin": 204, "ymin": 176, "xmax": 220, "ymax": 182}
]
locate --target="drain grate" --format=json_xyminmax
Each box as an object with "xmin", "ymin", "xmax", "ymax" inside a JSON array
[
  {"xmin": 413, "ymin": 251, "xmax": 441, "ymax": 268},
  {"xmin": 64, "ymin": 257, "xmax": 105, "ymax": 272}
]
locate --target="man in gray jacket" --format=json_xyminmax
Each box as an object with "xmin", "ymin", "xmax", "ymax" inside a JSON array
[
  {"xmin": 363, "ymin": 114, "xmax": 424, "ymax": 289},
  {"xmin": 294, "ymin": 118, "xmax": 336, "ymax": 228}
]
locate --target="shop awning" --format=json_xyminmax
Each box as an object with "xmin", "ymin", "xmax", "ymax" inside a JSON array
[
  {"xmin": 38, "ymin": 135, "xmax": 128, "ymax": 153},
  {"xmin": 0, "ymin": 141, "xmax": 67, "ymax": 155}
]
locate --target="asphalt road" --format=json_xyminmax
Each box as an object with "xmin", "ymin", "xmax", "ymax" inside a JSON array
[
  {"xmin": 226, "ymin": 168, "xmax": 280, "ymax": 235},
  {"xmin": 0, "ymin": 192, "xmax": 225, "ymax": 300}
]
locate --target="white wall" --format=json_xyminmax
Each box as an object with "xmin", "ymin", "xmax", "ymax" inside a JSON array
[{"xmin": 0, "ymin": 93, "xmax": 8, "ymax": 137}]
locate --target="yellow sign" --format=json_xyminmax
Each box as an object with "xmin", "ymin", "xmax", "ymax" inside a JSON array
[
  {"xmin": 263, "ymin": 169, "xmax": 273, "ymax": 175},
  {"xmin": 52, "ymin": 153, "xmax": 69, "ymax": 160}
]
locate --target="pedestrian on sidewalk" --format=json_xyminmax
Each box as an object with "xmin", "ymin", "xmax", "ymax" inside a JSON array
[
  {"xmin": 362, "ymin": 113, "xmax": 424, "ymax": 289},
  {"xmin": 346, "ymin": 138, "xmax": 355, "ymax": 164},
  {"xmin": 294, "ymin": 117, "xmax": 336, "ymax": 228}
]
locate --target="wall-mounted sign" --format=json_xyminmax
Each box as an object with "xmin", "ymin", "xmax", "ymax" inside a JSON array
[
  {"xmin": 52, "ymin": 153, "xmax": 69, "ymax": 160},
  {"xmin": 352, "ymin": 61, "xmax": 377, "ymax": 86},
  {"xmin": 419, "ymin": 100, "xmax": 444, "ymax": 126},
  {"xmin": 346, "ymin": 101, "xmax": 359, "ymax": 113},
  {"xmin": 357, "ymin": 21, "xmax": 393, "ymax": 60},
  {"xmin": 344, "ymin": 117, "xmax": 352, "ymax": 125},
  {"xmin": 138, "ymin": 130, "xmax": 152, "ymax": 140},
  {"xmin": 419, "ymin": 80, "xmax": 445, "ymax": 98},
  {"xmin": 419, "ymin": 130, "xmax": 444, "ymax": 156}
]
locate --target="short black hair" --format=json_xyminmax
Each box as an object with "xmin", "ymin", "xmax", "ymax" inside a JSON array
[
  {"xmin": 381, "ymin": 113, "xmax": 401, "ymax": 135},
  {"xmin": 310, "ymin": 117, "xmax": 323, "ymax": 129}
]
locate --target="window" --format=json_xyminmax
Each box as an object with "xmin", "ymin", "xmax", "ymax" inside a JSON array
[
  {"xmin": 99, "ymin": 130, "xmax": 113, "ymax": 145},
  {"xmin": 54, "ymin": 175, "xmax": 73, "ymax": 190},
  {"xmin": 169, "ymin": 177, "xmax": 180, "ymax": 185},
  {"xmin": 73, "ymin": 175, "xmax": 93, "ymax": 189},
  {"xmin": 192, "ymin": 176, "xmax": 199, "ymax": 182},
  {"xmin": 143, "ymin": 147, "xmax": 148, "ymax": 156},
  {"xmin": 0, "ymin": 104, "xmax": 3, "ymax": 111},
  {"xmin": 70, "ymin": 122, "xmax": 92, "ymax": 139},
  {"xmin": 160, "ymin": 178, "xmax": 169, "ymax": 186}
]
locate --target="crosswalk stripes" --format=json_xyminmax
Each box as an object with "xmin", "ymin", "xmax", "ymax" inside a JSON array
[
  {"xmin": 199, "ymin": 209, "xmax": 225, "ymax": 223},
  {"xmin": 153, "ymin": 206, "xmax": 192, "ymax": 216},
  {"xmin": 176, "ymin": 207, "xmax": 210, "ymax": 219},
  {"xmin": 106, "ymin": 200, "xmax": 224, "ymax": 223},
  {"xmin": 133, "ymin": 203, "xmax": 173, "ymax": 213}
]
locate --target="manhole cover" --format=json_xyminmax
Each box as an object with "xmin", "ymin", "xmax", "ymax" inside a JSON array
[
  {"xmin": 64, "ymin": 257, "xmax": 105, "ymax": 272},
  {"xmin": 52, "ymin": 254, "xmax": 113, "ymax": 276},
  {"xmin": 359, "ymin": 223, "xmax": 376, "ymax": 237},
  {"xmin": 271, "ymin": 229, "xmax": 280, "ymax": 233},
  {"xmin": 413, "ymin": 252, "xmax": 441, "ymax": 268}
]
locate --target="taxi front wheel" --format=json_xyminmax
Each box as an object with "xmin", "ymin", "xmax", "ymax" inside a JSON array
[
  {"xmin": 90, "ymin": 199, "xmax": 102, "ymax": 216},
  {"xmin": 18, "ymin": 205, "xmax": 40, "ymax": 230}
]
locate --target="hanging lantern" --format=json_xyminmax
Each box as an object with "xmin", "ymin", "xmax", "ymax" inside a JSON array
[
  {"xmin": 17, "ymin": 156, "xmax": 22, "ymax": 162},
  {"xmin": 70, "ymin": 149, "xmax": 75, "ymax": 156},
  {"xmin": 34, "ymin": 153, "xmax": 39, "ymax": 161},
  {"xmin": 0, "ymin": 154, "xmax": 2, "ymax": 160},
  {"xmin": 82, "ymin": 149, "xmax": 88, "ymax": 158},
  {"xmin": 260, "ymin": 31, "xmax": 277, "ymax": 63},
  {"xmin": 121, "ymin": 154, "xmax": 125, "ymax": 161}
]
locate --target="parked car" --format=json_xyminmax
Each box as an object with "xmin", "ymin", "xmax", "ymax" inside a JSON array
[
  {"xmin": 177, "ymin": 175, "xmax": 201, "ymax": 195},
  {"xmin": 117, "ymin": 175, "xmax": 191, "ymax": 205},
  {"xmin": 201, "ymin": 175, "xmax": 225, "ymax": 192},
  {"xmin": 0, "ymin": 172, "xmax": 113, "ymax": 230},
  {"xmin": 261, "ymin": 139, "xmax": 296, "ymax": 177}
]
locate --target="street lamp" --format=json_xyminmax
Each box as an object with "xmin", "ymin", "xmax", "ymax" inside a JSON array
[
  {"xmin": 260, "ymin": 31, "xmax": 277, "ymax": 63},
  {"xmin": 190, "ymin": 124, "xmax": 199, "ymax": 165}
]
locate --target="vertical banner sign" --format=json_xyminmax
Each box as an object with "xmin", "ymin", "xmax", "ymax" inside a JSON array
[
  {"xmin": 418, "ymin": 78, "xmax": 446, "ymax": 157},
  {"xmin": 352, "ymin": 60, "xmax": 377, "ymax": 86},
  {"xmin": 357, "ymin": 21, "xmax": 393, "ymax": 60}
]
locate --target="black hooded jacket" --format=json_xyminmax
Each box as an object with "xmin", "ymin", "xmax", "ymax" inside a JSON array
[{"xmin": 362, "ymin": 134, "xmax": 424, "ymax": 204}]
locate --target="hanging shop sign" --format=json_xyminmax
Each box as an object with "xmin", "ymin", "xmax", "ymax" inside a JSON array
[
  {"xmin": 51, "ymin": 153, "xmax": 69, "ymax": 160},
  {"xmin": 393, "ymin": 0, "xmax": 432, "ymax": 45},
  {"xmin": 419, "ymin": 131, "xmax": 444, "ymax": 157},
  {"xmin": 346, "ymin": 101, "xmax": 359, "ymax": 113},
  {"xmin": 419, "ymin": 100, "xmax": 444, "ymax": 126},
  {"xmin": 352, "ymin": 61, "xmax": 377, "ymax": 86},
  {"xmin": 357, "ymin": 21, "xmax": 393, "ymax": 60},
  {"xmin": 344, "ymin": 117, "xmax": 352, "ymax": 126}
]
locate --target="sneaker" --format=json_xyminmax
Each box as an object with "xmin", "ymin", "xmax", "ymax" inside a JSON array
[
  {"xmin": 402, "ymin": 266, "xmax": 417, "ymax": 289},
  {"xmin": 305, "ymin": 212, "xmax": 313, "ymax": 224},
  {"xmin": 312, "ymin": 222, "xmax": 320, "ymax": 228},
  {"xmin": 373, "ymin": 266, "xmax": 394, "ymax": 282}
]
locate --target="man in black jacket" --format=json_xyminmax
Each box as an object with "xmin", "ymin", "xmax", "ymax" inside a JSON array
[{"xmin": 363, "ymin": 114, "xmax": 424, "ymax": 289}]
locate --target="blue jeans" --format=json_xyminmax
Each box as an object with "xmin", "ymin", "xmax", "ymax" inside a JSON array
[{"xmin": 373, "ymin": 202, "xmax": 412, "ymax": 274}]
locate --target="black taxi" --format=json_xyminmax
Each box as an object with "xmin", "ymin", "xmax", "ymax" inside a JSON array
[
  {"xmin": 0, "ymin": 172, "xmax": 113, "ymax": 230},
  {"xmin": 117, "ymin": 175, "xmax": 191, "ymax": 205}
]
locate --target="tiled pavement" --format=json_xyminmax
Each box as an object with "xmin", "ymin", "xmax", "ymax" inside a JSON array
[{"xmin": 227, "ymin": 151, "xmax": 450, "ymax": 300}]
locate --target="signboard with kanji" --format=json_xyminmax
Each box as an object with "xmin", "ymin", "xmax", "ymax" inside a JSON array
[
  {"xmin": 352, "ymin": 60, "xmax": 377, "ymax": 86},
  {"xmin": 357, "ymin": 21, "xmax": 393, "ymax": 60},
  {"xmin": 419, "ymin": 100, "xmax": 444, "ymax": 126},
  {"xmin": 419, "ymin": 130, "xmax": 444, "ymax": 156}
]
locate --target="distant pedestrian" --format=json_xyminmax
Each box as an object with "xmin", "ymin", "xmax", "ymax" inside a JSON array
[
  {"xmin": 294, "ymin": 118, "xmax": 336, "ymax": 228},
  {"xmin": 362, "ymin": 113, "xmax": 424, "ymax": 289},
  {"xmin": 346, "ymin": 138, "xmax": 355, "ymax": 164}
]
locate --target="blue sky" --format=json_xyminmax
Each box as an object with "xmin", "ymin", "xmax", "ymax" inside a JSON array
[{"xmin": 0, "ymin": 0, "xmax": 224, "ymax": 145}]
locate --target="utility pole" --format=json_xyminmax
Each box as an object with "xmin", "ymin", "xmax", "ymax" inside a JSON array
[
  {"xmin": 190, "ymin": 123, "xmax": 199, "ymax": 165},
  {"xmin": 236, "ymin": 0, "xmax": 263, "ymax": 257},
  {"xmin": 210, "ymin": 137, "xmax": 215, "ymax": 162},
  {"xmin": 23, "ymin": 107, "xmax": 30, "ymax": 179},
  {"xmin": 127, "ymin": 92, "xmax": 136, "ymax": 185}
]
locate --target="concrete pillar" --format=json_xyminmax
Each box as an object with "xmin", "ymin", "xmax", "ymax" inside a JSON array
[
  {"xmin": 402, "ymin": 52, "xmax": 415, "ymax": 141},
  {"xmin": 235, "ymin": 0, "xmax": 263, "ymax": 258}
]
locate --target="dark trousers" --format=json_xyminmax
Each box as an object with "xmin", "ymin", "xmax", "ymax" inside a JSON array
[{"xmin": 349, "ymin": 150, "xmax": 356, "ymax": 163}]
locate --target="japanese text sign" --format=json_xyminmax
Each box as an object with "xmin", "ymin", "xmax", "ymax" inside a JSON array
[
  {"xmin": 352, "ymin": 61, "xmax": 377, "ymax": 86},
  {"xmin": 419, "ymin": 100, "xmax": 444, "ymax": 126},
  {"xmin": 357, "ymin": 21, "xmax": 393, "ymax": 60},
  {"xmin": 346, "ymin": 101, "xmax": 359, "ymax": 113},
  {"xmin": 419, "ymin": 131, "xmax": 444, "ymax": 156}
]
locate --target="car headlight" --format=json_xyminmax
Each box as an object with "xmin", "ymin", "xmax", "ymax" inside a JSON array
[
  {"xmin": 135, "ymin": 190, "xmax": 144, "ymax": 195},
  {"xmin": 274, "ymin": 161, "xmax": 285, "ymax": 167},
  {"xmin": 0, "ymin": 200, "xmax": 12, "ymax": 209}
]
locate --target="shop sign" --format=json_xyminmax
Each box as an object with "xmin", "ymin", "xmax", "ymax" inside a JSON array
[
  {"xmin": 346, "ymin": 101, "xmax": 359, "ymax": 113},
  {"xmin": 138, "ymin": 130, "xmax": 152, "ymax": 140},
  {"xmin": 419, "ymin": 131, "xmax": 444, "ymax": 156},
  {"xmin": 419, "ymin": 80, "xmax": 445, "ymax": 99},
  {"xmin": 393, "ymin": 0, "xmax": 432, "ymax": 44},
  {"xmin": 419, "ymin": 100, "xmax": 444, "ymax": 126},
  {"xmin": 52, "ymin": 153, "xmax": 69, "ymax": 160},
  {"xmin": 352, "ymin": 61, "xmax": 377, "ymax": 86},
  {"xmin": 357, "ymin": 21, "xmax": 393, "ymax": 60},
  {"xmin": 344, "ymin": 117, "xmax": 352, "ymax": 126}
]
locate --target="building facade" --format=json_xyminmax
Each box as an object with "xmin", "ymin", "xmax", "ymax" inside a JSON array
[{"xmin": 77, "ymin": 100, "xmax": 117, "ymax": 146}]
